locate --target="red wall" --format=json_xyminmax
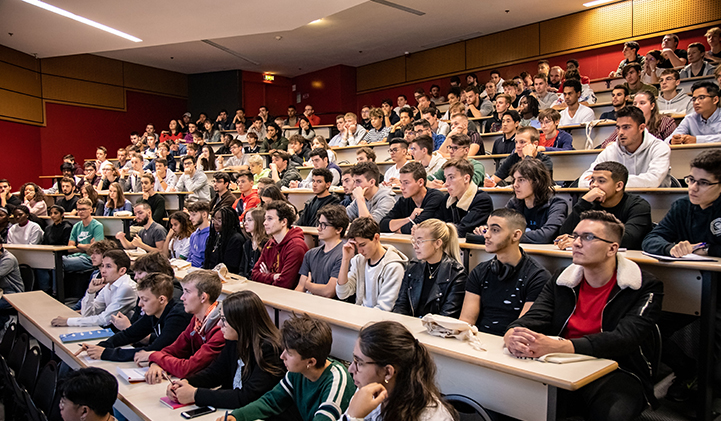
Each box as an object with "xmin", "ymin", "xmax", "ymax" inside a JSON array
[
  {"xmin": 2, "ymin": 90, "xmax": 186, "ymax": 189},
  {"xmin": 0, "ymin": 120, "xmax": 42, "ymax": 189},
  {"xmin": 242, "ymin": 71, "xmax": 293, "ymax": 121},
  {"xmin": 291, "ymin": 65, "xmax": 357, "ymax": 125},
  {"xmin": 355, "ymin": 27, "xmax": 710, "ymax": 112}
]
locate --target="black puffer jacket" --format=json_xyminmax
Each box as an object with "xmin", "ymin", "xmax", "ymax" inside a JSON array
[
  {"xmin": 392, "ymin": 254, "xmax": 467, "ymax": 318},
  {"xmin": 507, "ymin": 254, "xmax": 664, "ymax": 407}
]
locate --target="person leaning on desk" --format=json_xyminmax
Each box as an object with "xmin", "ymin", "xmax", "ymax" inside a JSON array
[{"xmin": 505, "ymin": 211, "xmax": 663, "ymax": 421}]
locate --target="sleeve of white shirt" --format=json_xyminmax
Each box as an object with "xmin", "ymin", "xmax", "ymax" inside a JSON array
[
  {"xmin": 30, "ymin": 225, "xmax": 44, "ymax": 245},
  {"xmin": 336, "ymin": 256, "xmax": 359, "ymax": 301},
  {"xmin": 68, "ymin": 283, "xmax": 137, "ymax": 327}
]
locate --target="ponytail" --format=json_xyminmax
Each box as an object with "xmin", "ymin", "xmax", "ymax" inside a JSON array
[{"xmin": 417, "ymin": 219, "xmax": 462, "ymax": 263}]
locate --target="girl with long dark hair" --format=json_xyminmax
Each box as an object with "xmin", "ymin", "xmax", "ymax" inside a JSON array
[
  {"xmin": 344, "ymin": 320, "xmax": 457, "ymax": 421},
  {"xmin": 203, "ymin": 206, "xmax": 245, "ymax": 273},
  {"xmin": 240, "ymin": 208, "xmax": 269, "ymax": 278}
]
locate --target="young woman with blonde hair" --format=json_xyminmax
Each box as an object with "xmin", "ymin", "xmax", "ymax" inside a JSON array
[{"xmin": 392, "ymin": 218, "xmax": 467, "ymax": 318}]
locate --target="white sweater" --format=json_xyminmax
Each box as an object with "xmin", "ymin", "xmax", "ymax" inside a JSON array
[{"xmin": 7, "ymin": 221, "xmax": 43, "ymax": 245}]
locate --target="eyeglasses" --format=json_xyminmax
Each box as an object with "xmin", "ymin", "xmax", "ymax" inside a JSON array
[
  {"xmin": 351, "ymin": 356, "xmax": 379, "ymax": 369},
  {"xmin": 388, "ymin": 148, "xmax": 402, "ymax": 153},
  {"xmin": 448, "ymin": 146, "xmax": 466, "ymax": 152},
  {"xmin": 411, "ymin": 238, "xmax": 436, "ymax": 247},
  {"xmin": 692, "ymin": 95, "xmax": 714, "ymax": 103},
  {"xmin": 317, "ymin": 222, "xmax": 330, "ymax": 230},
  {"xmin": 569, "ymin": 232, "xmax": 615, "ymax": 244},
  {"xmin": 684, "ymin": 176, "xmax": 720, "ymax": 188}
]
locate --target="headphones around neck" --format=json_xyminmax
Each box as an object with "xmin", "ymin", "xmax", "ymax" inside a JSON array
[{"xmin": 489, "ymin": 257, "xmax": 516, "ymax": 282}]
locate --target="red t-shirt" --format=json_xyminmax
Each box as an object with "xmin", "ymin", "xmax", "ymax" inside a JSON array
[
  {"xmin": 538, "ymin": 131, "xmax": 558, "ymax": 148},
  {"xmin": 563, "ymin": 273, "xmax": 617, "ymax": 339}
]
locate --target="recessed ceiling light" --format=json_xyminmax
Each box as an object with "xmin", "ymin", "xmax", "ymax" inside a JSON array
[
  {"xmin": 583, "ymin": 0, "xmax": 616, "ymax": 7},
  {"xmin": 21, "ymin": 0, "xmax": 142, "ymax": 42},
  {"xmin": 309, "ymin": 19, "xmax": 323, "ymax": 24}
]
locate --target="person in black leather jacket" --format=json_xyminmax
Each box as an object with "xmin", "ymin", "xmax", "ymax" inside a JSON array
[
  {"xmin": 505, "ymin": 211, "xmax": 663, "ymax": 421},
  {"xmin": 392, "ymin": 218, "xmax": 467, "ymax": 318}
]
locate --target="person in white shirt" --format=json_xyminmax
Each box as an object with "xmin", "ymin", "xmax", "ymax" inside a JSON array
[
  {"xmin": 217, "ymin": 139, "xmax": 249, "ymax": 172},
  {"xmin": 51, "ymin": 250, "xmax": 138, "ymax": 327},
  {"xmin": 409, "ymin": 135, "xmax": 446, "ymax": 177},
  {"xmin": 120, "ymin": 153, "xmax": 146, "ymax": 193},
  {"xmin": 383, "ymin": 139, "xmax": 409, "ymax": 187},
  {"xmin": 153, "ymin": 158, "xmax": 177, "ymax": 192},
  {"xmin": 7, "ymin": 205, "xmax": 43, "ymax": 245},
  {"xmin": 657, "ymin": 69, "xmax": 693, "ymax": 115},
  {"xmin": 94, "ymin": 146, "xmax": 112, "ymax": 173},
  {"xmin": 580, "ymin": 106, "xmax": 671, "ymax": 188},
  {"xmin": 559, "ymin": 79, "xmax": 596, "ymax": 126}
]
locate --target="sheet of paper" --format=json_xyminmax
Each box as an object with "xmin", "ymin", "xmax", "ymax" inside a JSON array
[{"xmin": 642, "ymin": 251, "xmax": 715, "ymax": 262}]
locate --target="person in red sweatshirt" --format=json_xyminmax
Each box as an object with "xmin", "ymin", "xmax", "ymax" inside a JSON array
[
  {"xmin": 145, "ymin": 270, "xmax": 225, "ymax": 383},
  {"xmin": 252, "ymin": 200, "xmax": 309, "ymax": 289}
]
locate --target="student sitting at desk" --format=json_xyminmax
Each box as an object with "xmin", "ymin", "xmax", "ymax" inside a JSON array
[
  {"xmin": 428, "ymin": 133, "xmax": 485, "ymax": 188},
  {"xmin": 502, "ymin": 159, "xmax": 568, "ymax": 244},
  {"xmin": 296, "ymin": 205, "xmax": 348, "ymax": 299},
  {"xmin": 62, "ymin": 198, "xmax": 105, "ymax": 273},
  {"xmin": 342, "ymin": 321, "xmax": 457, "ymax": 421},
  {"xmin": 346, "ymin": 162, "xmax": 395, "ymax": 224},
  {"xmin": 0, "ymin": 179, "xmax": 21, "ymax": 215},
  {"xmin": 58, "ymin": 368, "xmax": 118, "ymax": 421},
  {"xmin": 209, "ymin": 172, "xmax": 237, "ymax": 215},
  {"xmin": 293, "ymin": 148, "xmax": 341, "ymax": 189},
  {"xmin": 152, "ymin": 157, "xmax": 177, "ymax": 192},
  {"xmin": 484, "ymin": 127, "xmax": 554, "ymax": 187},
  {"xmin": 252, "ymin": 201, "xmax": 308, "ymax": 289},
  {"xmin": 102, "ymin": 182, "xmax": 131, "ymax": 216},
  {"xmin": 119, "ymin": 153, "xmax": 146, "ymax": 193},
  {"xmin": 392, "ymin": 219, "xmax": 466, "ymax": 318},
  {"xmin": 52, "ymin": 250, "xmax": 138, "ymax": 328},
  {"xmin": 115, "ymin": 202, "xmax": 167, "ymax": 253},
  {"xmin": 80, "ymin": 184, "xmax": 105, "ymax": 216},
  {"xmin": 203, "ymin": 207, "xmax": 245, "ymax": 274},
  {"xmin": 44, "ymin": 162, "xmax": 83, "ymax": 195},
  {"xmin": 0, "ymin": 207, "xmax": 8, "ymax": 244},
  {"xmin": 381, "ymin": 162, "xmax": 445, "ymax": 234},
  {"xmin": 162, "ymin": 211, "xmax": 193, "ymax": 260},
  {"xmin": 146, "ymin": 270, "xmax": 225, "ymax": 383},
  {"xmin": 666, "ymin": 81, "xmax": 721, "ymax": 145},
  {"xmin": 580, "ymin": 106, "xmax": 671, "ymax": 188},
  {"xmin": 240, "ymin": 208, "xmax": 268, "ymax": 279},
  {"xmin": 505, "ymin": 211, "xmax": 663, "ymax": 421},
  {"xmin": 657, "ymin": 69, "xmax": 693, "ymax": 115},
  {"xmin": 20, "ymin": 182, "xmax": 47, "ymax": 216},
  {"xmin": 222, "ymin": 314, "xmax": 355, "ymax": 421},
  {"xmin": 171, "ymin": 155, "xmax": 211, "ymax": 205},
  {"xmin": 441, "ymin": 159, "xmax": 494, "ymax": 238},
  {"xmin": 336, "ymin": 217, "xmax": 408, "ymax": 311},
  {"xmin": 56, "ymin": 177, "xmax": 79, "ymax": 214},
  {"xmin": 168, "ymin": 291, "xmax": 301, "ymax": 421},
  {"xmin": 536, "ymin": 109, "xmax": 573, "ymax": 152},
  {"xmin": 82, "ymin": 273, "xmax": 190, "ymax": 363},
  {"xmin": 295, "ymin": 169, "xmax": 341, "ymax": 228},
  {"xmin": 600, "ymin": 90, "xmax": 677, "ymax": 148},
  {"xmin": 137, "ymin": 173, "xmax": 167, "ymax": 224},
  {"xmin": 461, "ymin": 209, "xmax": 550, "ymax": 335},
  {"xmin": 557, "ymin": 162, "xmax": 652, "ymax": 250},
  {"xmin": 7, "ymin": 205, "xmax": 43, "ymax": 245},
  {"xmin": 62, "ymin": 239, "xmax": 118, "ymax": 310},
  {"xmin": 186, "ymin": 201, "xmax": 211, "ymax": 268}
]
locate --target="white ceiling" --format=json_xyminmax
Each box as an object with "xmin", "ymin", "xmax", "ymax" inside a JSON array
[{"xmin": 0, "ymin": 0, "xmax": 586, "ymax": 77}]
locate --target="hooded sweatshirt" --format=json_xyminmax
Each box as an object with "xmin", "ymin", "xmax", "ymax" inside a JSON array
[
  {"xmin": 345, "ymin": 187, "xmax": 396, "ymax": 223},
  {"xmin": 336, "ymin": 245, "xmax": 409, "ymax": 311},
  {"xmin": 425, "ymin": 152, "xmax": 447, "ymax": 176},
  {"xmin": 148, "ymin": 303, "xmax": 225, "ymax": 379},
  {"xmin": 580, "ymin": 129, "xmax": 671, "ymax": 188},
  {"xmin": 252, "ymin": 227, "xmax": 309, "ymax": 289},
  {"xmin": 657, "ymin": 89, "xmax": 694, "ymax": 116}
]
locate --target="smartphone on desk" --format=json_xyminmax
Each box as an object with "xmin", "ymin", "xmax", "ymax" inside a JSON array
[{"xmin": 181, "ymin": 406, "xmax": 216, "ymax": 419}]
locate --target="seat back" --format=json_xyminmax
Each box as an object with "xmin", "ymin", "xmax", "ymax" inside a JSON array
[
  {"xmin": 17, "ymin": 345, "xmax": 41, "ymax": 395},
  {"xmin": 0, "ymin": 322, "xmax": 17, "ymax": 358},
  {"xmin": 7, "ymin": 332, "xmax": 28, "ymax": 375},
  {"xmin": 18, "ymin": 264, "xmax": 35, "ymax": 292},
  {"xmin": 32, "ymin": 360, "xmax": 58, "ymax": 416},
  {"xmin": 443, "ymin": 394, "xmax": 493, "ymax": 421}
]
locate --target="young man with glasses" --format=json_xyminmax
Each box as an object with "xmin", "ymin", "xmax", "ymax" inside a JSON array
[
  {"xmin": 63, "ymin": 198, "xmax": 105, "ymax": 273},
  {"xmin": 413, "ymin": 118, "xmax": 445, "ymax": 152},
  {"xmin": 460, "ymin": 209, "xmax": 550, "ymax": 335},
  {"xmin": 295, "ymin": 168, "xmax": 341, "ymax": 227},
  {"xmin": 383, "ymin": 138, "xmax": 409, "ymax": 187},
  {"xmin": 58, "ymin": 368, "xmax": 118, "ymax": 421},
  {"xmin": 296, "ymin": 205, "xmax": 349, "ymax": 298},
  {"xmin": 507, "ymin": 210, "xmax": 664, "ymax": 421},
  {"xmin": 666, "ymin": 81, "xmax": 721, "ymax": 145},
  {"xmin": 428, "ymin": 133, "xmax": 485, "ymax": 188}
]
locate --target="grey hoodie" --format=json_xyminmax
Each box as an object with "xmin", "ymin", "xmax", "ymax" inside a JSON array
[
  {"xmin": 336, "ymin": 244, "xmax": 409, "ymax": 311},
  {"xmin": 346, "ymin": 186, "xmax": 396, "ymax": 223},
  {"xmin": 658, "ymin": 89, "xmax": 693, "ymax": 115}
]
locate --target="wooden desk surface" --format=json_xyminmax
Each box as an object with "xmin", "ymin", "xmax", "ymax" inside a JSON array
[
  {"xmin": 172, "ymin": 271, "xmax": 618, "ymax": 392},
  {"xmin": 4, "ymin": 244, "xmax": 74, "ymax": 252}
]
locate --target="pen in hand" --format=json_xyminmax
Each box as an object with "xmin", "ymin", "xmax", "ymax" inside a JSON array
[
  {"xmin": 74, "ymin": 343, "xmax": 88, "ymax": 357},
  {"xmin": 692, "ymin": 242, "xmax": 708, "ymax": 251}
]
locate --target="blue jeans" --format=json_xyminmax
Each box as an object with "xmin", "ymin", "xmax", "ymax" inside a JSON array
[
  {"xmin": 63, "ymin": 255, "xmax": 93, "ymax": 272},
  {"xmin": 35, "ymin": 269, "xmax": 53, "ymax": 293}
]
